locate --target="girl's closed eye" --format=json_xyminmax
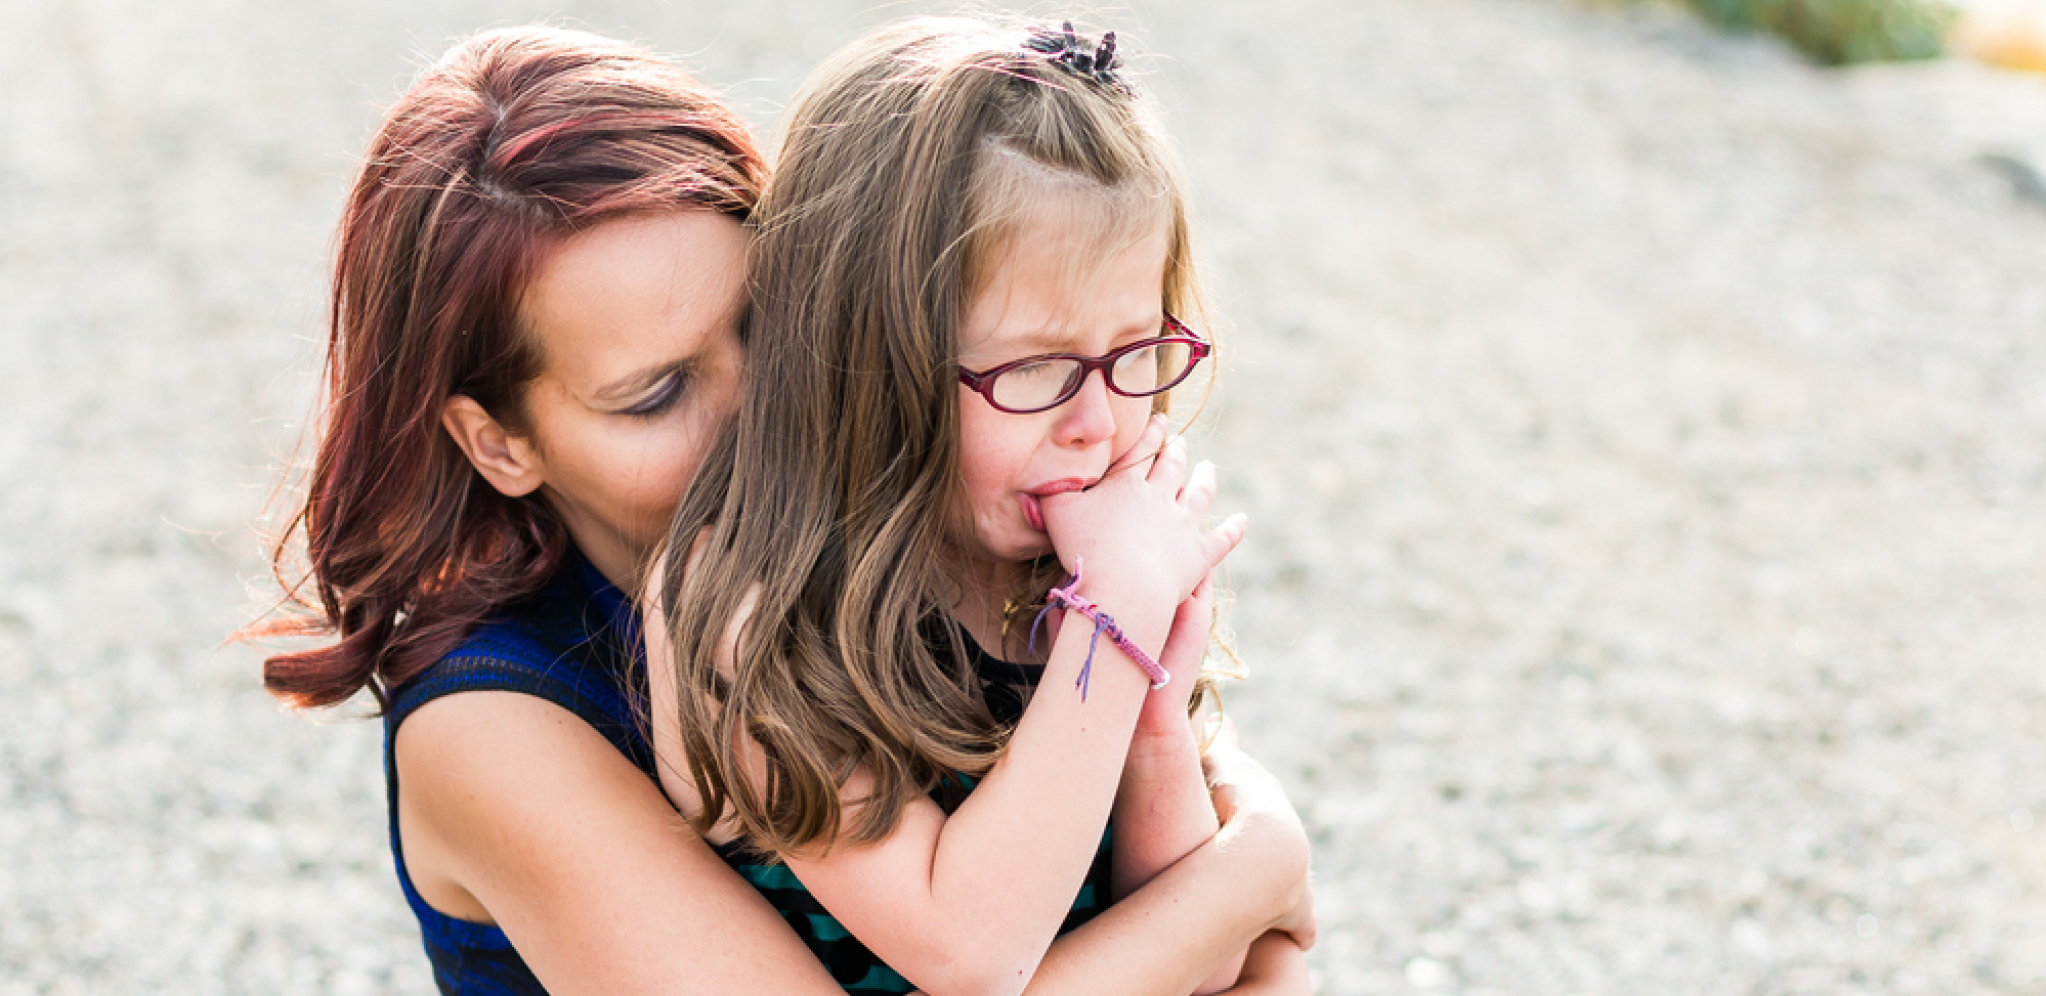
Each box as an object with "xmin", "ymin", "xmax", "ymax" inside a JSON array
[
  {"xmin": 620, "ymin": 367, "xmax": 693, "ymax": 418},
  {"xmin": 1112, "ymin": 340, "xmax": 1158, "ymax": 374}
]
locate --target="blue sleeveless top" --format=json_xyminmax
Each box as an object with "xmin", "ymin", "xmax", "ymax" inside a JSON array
[{"xmin": 383, "ymin": 551, "xmax": 1111, "ymax": 994}]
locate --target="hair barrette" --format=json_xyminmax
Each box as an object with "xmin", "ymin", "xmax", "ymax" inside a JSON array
[{"xmin": 1023, "ymin": 21, "xmax": 1128, "ymax": 92}]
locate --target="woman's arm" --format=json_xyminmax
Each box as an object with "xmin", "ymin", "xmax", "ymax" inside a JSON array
[{"xmin": 393, "ymin": 691, "xmax": 849, "ymax": 996}]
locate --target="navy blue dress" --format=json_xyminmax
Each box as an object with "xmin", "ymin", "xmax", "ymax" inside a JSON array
[{"xmin": 383, "ymin": 551, "xmax": 1112, "ymax": 994}]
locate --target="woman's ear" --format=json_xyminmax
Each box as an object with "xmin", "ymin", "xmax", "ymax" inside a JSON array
[{"xmin": 441, "ymin": 395, "xmax": 545, "ymax": 498}]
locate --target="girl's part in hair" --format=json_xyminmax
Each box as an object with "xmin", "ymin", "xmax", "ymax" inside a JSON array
[{"xmin": 660, "ymin": 11, "xmax": 1215, "ymax": 861}]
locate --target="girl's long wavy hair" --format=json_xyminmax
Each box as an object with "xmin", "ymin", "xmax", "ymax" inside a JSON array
[
  {"xmin": 662, "ymin": 16, "xmax": 1213, "ymax": 857},
  {"xmin": 243, "ymin": 26, "xmax": 763, "ymax": 711}
]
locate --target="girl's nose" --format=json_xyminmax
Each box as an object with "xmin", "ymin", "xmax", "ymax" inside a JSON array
[{"xmin": 1054, "ymin": 369, "xmax": 1120, "ymax": 448}]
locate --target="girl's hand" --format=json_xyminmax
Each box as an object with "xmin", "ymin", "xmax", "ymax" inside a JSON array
[
  {"xmin": 1223, "ymin": 932, "xmax": 1312, "ymax": 996},
  {"xmin": 1133, "ymin": 572, "xmax": 1216, "ymax": 739},
  {"xmin": 1205, "ymin": 719, "xmax": 1317, "ymax": 951},
  {"xmin": 1041, "ymin": 415, "xmax": 1246, "ymax": 615}
]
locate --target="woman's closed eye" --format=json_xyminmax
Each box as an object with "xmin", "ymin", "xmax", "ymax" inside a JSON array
[{"xmin": 619, "ymin": 367, "xmax": 693, "ymax": 418}]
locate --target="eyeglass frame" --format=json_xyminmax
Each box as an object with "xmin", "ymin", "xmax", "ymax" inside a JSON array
[{"xmin": 955, "ymin": 313, "xmax": 1213, "ymax": 415}]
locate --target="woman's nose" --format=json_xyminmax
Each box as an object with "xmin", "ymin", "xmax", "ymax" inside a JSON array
[{"xmin": 1054, "ymin": 369, "xmax": 1120, "ymax": 448}]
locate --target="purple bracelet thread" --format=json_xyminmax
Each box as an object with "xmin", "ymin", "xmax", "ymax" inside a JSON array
[{"xmin": 1027, "ymin": 559, "xmax": 1170, "ymax": 701}]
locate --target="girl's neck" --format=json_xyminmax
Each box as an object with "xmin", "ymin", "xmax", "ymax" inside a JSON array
[{"xmin": 944, "ymin": 553, "xmax": 1034, "ymax": 663}]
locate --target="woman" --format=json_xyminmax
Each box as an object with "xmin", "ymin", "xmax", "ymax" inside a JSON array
[{"xmin": 247, "ymin": 25, "xmax": 1312, "ymax": 995}]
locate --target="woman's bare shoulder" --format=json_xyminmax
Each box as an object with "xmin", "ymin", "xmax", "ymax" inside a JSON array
[{"xmin": 393, "ymin": 690, "xmax": 845, "ymax": 994}]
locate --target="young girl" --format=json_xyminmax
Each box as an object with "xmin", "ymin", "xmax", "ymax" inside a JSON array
[
  {"xmin": 653, "ymin": 16, "xmax": 1307, "ymax": 996},
  {"xmin": 249, "ymin": 23, "xmax": 1309, "ymax": 996}
]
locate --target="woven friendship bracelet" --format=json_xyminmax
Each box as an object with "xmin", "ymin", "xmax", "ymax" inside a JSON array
[{"xmin": 1028, "ymin": 559, "xmax": 1171, "ymax": 700}]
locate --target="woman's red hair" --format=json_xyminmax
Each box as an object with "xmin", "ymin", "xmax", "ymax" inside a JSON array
[{"xmin": 246, "ymin": 26, "xmax": 764, "ymax": 710}]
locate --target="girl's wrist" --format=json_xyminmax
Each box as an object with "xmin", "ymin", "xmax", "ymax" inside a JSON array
[
  {"xmin": 1065, "ymin": 572, "xmax": 1167, "ymax": 622},
  {"xmin": 1065, "ymin": 575, "xmax": 1173, "ymax": 650},
  {"xmin": 1125, "ymin": 713, "xmax": 1202, "ymax": 778},
  {"xmin": 1035, "ymin": 561, "xmax": 1172, "ymax": 697},
  {"xmin": 1130, "ymin": 692, "xmax": 1201, "ymax": 743}
]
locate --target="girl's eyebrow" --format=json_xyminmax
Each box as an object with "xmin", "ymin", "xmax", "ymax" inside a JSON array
[{"xmin": 994, "ymin": 312, "xmax": 1162, "ymax": 353}]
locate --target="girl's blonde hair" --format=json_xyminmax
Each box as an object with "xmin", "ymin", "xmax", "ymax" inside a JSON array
[{"xmin": 662, "ymin": 15, "xmax": 1211, "ymax": 857}]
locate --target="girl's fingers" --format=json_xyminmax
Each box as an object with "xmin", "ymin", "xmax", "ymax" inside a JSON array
[
  {"xmin": 1207, "ymin": 773, "xmax": 1240, "ymax": 825},
  {"xmin": 1178, "ymin": 459, "xmax": 1217, "ymax": 517},
  {"xmin": 1198, "ymin": 512, "xmax": 1248, "ymax": 570},
  {"xmin": 1278, "ymin": 892, "xmax": 1319, "ymax": 951},
  {"xmin": 1131, "ymin": 415, "xmax": 1170, "ymax": 477},
  {"xmin": 1105, "ymin": 413, "xmax": 1169, "ymax": 479},
  {"xmin": 1147, "ymin": 432, "xmax": 1189, "ymax": 490},
  {"xmin": 1176, "ymin": 574, "xmax": 1215, "ymax": 643},
  {"xmin": 1156, "ymin": 580, "xmax": 1215, "ymax": 681}
]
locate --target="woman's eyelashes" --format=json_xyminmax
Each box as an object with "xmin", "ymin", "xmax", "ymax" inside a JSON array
[{"xmin": 619, "ymin": 367, "xmax": 693, "ymax": 418}]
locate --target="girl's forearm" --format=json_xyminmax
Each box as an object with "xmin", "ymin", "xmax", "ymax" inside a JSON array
[
  {"xmin": 934, "ymin": 605, "xmax": 1167, "ymax": 969},
  {"xmin": 1112, "ymin": 723, "xmax": 1215, "ymax": 900},
  {"xmin": 1020, "ymin": 809, "xmax": 1299, "ymax": 996},
  {"xmin": 790, "ymin": 592, "xmax": 1168, "ymax": 996},
  {"xmin": 1217, "ymin": 932, "xmax": 1310, "ymax": 996},
  {"xmin": 1111, "ymin": 717, "xmax": 1244, "ymax": 993}
]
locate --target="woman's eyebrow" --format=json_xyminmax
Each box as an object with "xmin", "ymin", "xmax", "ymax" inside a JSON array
[{"xmin": 592, "ymin": 360, "xmax": 688, "ymax": 402}]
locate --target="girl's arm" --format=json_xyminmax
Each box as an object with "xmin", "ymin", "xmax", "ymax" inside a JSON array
[
  {"xmin": 653, "ymin": 427, "xmax": 1248, "ymax": 996},
  {"xmin": 394, "ymin": 673, "xmax": 1311, "ymax": 996},
  {"xmin": 1018, "ymin": 730, "xmax": 1316, "ymax": 996},
  {"xmin": 1222, "ymin": 933, "xmax": 1313, "ymax": 995},
  {"xmin": 658, "ymin": 573, "xmax": 1176, "ymax": 996},
  {"xmin": 392, "ymin": 691, "xmax": 850, "ymax": 996},
  {"xmin": 1106, "ymin": 574, "xmax": 1246, "ymax": 994},
  {"xmin": 790, "ymin": 437, "xmax": 1241, "ymax": 996}
]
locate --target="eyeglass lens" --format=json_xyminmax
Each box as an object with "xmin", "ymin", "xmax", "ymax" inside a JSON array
[{"xmin": 988, "ymin": 338, "xmax": 1196, "ymax": 412}]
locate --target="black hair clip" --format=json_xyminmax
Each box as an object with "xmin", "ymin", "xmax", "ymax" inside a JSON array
[{"xmin": 1023, "ymin": 21, "xmax": 1127, "ymax": 92}]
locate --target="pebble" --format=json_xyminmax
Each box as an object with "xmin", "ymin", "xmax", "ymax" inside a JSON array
[{"xmin": 4, "ymin": 0, "xmax": 2044, "ymax": 992}]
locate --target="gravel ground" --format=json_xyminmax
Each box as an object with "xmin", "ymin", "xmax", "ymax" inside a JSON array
[{"xmin": 2, "ymin": 0, "xmax": 2042, "ymax": 993}]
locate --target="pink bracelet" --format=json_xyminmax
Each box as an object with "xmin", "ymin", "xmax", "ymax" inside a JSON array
[{"xmin": 1028, "ymin": 559, "xmax": 1170, "ymax": 700}]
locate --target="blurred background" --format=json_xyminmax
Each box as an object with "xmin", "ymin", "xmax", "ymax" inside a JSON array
[{"xmin": 2, "ymin": 0, "xmax": 2042, "ymax": 992}]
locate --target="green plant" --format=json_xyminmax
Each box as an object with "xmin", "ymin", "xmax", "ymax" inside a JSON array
[{"xmin": 1681, "ymin": 0, "xmax": 1957, "ymax": 64}]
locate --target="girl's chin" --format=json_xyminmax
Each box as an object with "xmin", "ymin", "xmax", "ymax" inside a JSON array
[
  {"xmin": 997, "ymin": 532, "xmax": 1053, "ymax": 563},
  {"xmin": 949, "ymin": 521, "xmax": 1052, "ymax": 569},
  {"xmin": 991, "ymin": 526, "xmax": 1054, "ymax": 564}
]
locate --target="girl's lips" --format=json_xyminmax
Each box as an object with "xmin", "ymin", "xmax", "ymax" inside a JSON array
[
  {"xmin": 1020, "ymin": 493, "xmax": 1045, "ymax": 532},
  {"xmin": 1019, "ymin": 478, "xmax": 1095, "ymax": 533}
]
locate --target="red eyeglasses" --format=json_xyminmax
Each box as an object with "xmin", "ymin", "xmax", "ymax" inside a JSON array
[{"xmin": 957, "ymin": 314, "xmax": 1212, "ymax": 415}]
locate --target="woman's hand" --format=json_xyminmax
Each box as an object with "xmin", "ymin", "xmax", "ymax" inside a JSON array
[{"xmin": 1041, "ymin": 415, "xmax": 1246, "ymax": 616}]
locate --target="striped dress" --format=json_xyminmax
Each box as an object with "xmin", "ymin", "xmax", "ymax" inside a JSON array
[{"xmin": 383, "ymin": 550, "xmax": 1111, "ymax": 994}]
